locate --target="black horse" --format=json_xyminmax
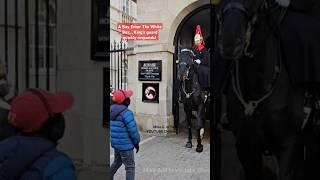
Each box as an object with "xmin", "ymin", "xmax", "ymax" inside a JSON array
[
  {"xmin": 217, "ymin": 0, "xmax": 310, "ymax": 179},
  {"xmin": 177, "ymin": 48, "xmax": 208, "ymax": 153}
]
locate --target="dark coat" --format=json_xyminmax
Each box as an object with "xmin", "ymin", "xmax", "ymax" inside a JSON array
[
  {"xmin": 0, "ymin": 136, "xmax": 76, "ymax": 180},
  {"xmin": 280, "ymin": 0, "xmax": 320, "ymax": 86},
  {"xmin": 0, "ymin": 99, "xmax": 15, "ymax": 141},
  {"xmin": 193, "ymin": 47, "xmax": 210, "ymax": 89},
  {"xmin": 290, "ymin": 0, "xmax": 320, "ymax": 19}
]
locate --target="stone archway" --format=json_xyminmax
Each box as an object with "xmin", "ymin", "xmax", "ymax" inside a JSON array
[
  {"xmin": 168, "ymin": 0, "xmax": 212, "ymax": 47},
  {"xmin": 171, "ymin": 3, "xmax": 213, "ymax": 132}
]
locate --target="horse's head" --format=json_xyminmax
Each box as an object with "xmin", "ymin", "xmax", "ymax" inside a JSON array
[
  {"xmin": 178, "ymin": 48, "xmax": 195, "ymax": 81},
  {"xmin": 217, "ymin": 0, "xmax": 266, "ymax": 60}
]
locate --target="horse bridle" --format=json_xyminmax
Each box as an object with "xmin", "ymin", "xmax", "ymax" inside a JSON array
[
  {"xmin": 222, "ymin": 2, "xmax": 251, "ymax": 18},
  {"xmin": 181, "ymin": 48, "xmax": 195, "ymax": 56},
  {"xmin": 180, "ymin": 49, "xmax": 195, "ymax": 80},
  {"xmin": 222, "ymin": 1, "xmax": 284, "ymax": 116},
  {"xmin": 179, "ymin": 49, "xmax": 196, "ymax": 99},
  {"xmin": 218, "ymin": 1, "xmax": 266, "ymax": 58}
]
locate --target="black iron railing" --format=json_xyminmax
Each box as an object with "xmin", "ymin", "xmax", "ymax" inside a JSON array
[
  {"xmin": 110, "ymin": 41, "xmax": 128, "ymax": 91},
  {"xmin": 1, "ymin": 0, "xmax": 56, "ymax": 93}
]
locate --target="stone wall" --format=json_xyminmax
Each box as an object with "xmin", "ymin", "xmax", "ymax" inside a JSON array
[{"xmin": 128, "ymin": 0, "xmax": 211, "ymax": 135}]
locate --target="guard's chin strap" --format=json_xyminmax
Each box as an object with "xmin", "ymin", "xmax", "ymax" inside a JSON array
[{"xmin": 196, "ymin": 44, "xmax": 205, "ymax": 51}]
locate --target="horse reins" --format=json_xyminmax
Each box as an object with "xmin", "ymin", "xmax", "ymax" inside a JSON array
[
  {"xmin": 231, "ymin": 31, "xmax": 282, "ymax": 116},
  {"xmin": 180, "ymin": 49, "xmax": 196, "ymax": 99},
  {"xmin": 182, "ymin": 80, "xmax": 195, "ymax": 99},
  {"xmin": 218, "ymin": 0, "xmax": 286, "ymax": 116}
]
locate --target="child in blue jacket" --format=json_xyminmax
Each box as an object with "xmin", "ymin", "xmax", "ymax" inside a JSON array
[{"xmin": 110, "ymin": 89, "xmax": 140, "ymax": 180}]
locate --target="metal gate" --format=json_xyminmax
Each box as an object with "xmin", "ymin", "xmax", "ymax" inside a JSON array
[
  {"xmin": 110, "ymin": 41, "xmax": 128, "ymax": 91},
  {"xmin": 0, "ymin": 0, "xmax": 57, "ymax": 94}
]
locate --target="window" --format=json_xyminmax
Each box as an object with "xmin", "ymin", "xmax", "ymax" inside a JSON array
[
  {"xmin": 29, "ymin": 0, "xmax": 56, "ymax": 73},
  {"xmin": 122, "ymin": 0, "xmax": 129, "ymax": 14}
]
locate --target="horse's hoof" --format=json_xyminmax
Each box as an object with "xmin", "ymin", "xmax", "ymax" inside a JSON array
[
  {"xmin": 186, "ymin": 142, "xmax": 192, "ymax": 148},
  {"xmin": 196, "ymin": 144, "xmax": 203, "ymax": 153}
]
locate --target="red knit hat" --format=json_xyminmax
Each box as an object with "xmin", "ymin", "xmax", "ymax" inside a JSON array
[
  {"xmin": 112, "ymin": 89, "xmax": 133, "ymax": 104},
  {"xmin": 9, "ymin": 89, "xmax": 74, "ymax": 133}
]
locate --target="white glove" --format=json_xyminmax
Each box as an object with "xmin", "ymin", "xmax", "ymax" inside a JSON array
[{"xmin": 194, "ymin": 59, "xmax": 201, "ymax": 64}]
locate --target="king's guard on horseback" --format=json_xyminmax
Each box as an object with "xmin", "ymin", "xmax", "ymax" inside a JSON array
[
  {"xmin": 193, "ymin": 25, "xmax": 210, "ymax": 97},
  {"xmin": 174, "ymin": 25, "xmax": 212, "ymax": 153}
]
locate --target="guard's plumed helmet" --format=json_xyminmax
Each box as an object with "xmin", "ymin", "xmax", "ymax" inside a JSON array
[
  {"xmin": 194, "ymin": 25, "xmax": 205, "ymax": 51},
  {"xmin": 194, "ymin": 25, "xmax": 204, "ymax": 45}
]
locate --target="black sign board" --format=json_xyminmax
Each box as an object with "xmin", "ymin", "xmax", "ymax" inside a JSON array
[
  {"xmin": 138, "ymin": 61, "xmax": 162, "ymax": 81},
  {"xmin": 103, "ymin": 67, "xmax": 110, "ymax": 128},
  {"xmin": 91, "ymin": 0, "xmax": 109, "ymax": 61},
  {"xmin": 142, "ymin": 83, "xmax": 159, "ymax": 103}
]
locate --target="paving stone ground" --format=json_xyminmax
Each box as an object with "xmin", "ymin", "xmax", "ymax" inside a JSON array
[
  {"xmin": 111, "ymin": 129, "xmax": 210, "ymax": 180},
  {"xmin": 76, "ymin": 108, "xmax": 211, "ymax": 180}
]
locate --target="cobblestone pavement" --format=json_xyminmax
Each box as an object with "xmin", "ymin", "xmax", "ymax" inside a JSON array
[{"xmin": 111, "ymin": 130, "xmax": 210, "ymax": 180}]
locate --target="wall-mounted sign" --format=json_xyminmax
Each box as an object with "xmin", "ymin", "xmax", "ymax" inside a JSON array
[
  {"xmin": 91, "ymin": 0, "xmax": 109, "ymax": 61},
  {"xmin": 138, "ymin": 60, "xmax": 162, "ymax": 81},
  {"xmin": 142, "ymin": 83, "xmax": 159, "ymax": 103}
]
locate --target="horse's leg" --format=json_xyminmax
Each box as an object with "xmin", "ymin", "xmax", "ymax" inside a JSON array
[
  {"xmin": 235, "ymin": 117, "xmax": 263, "ymax": 180},
  {"xmin": 305, "ymin": 88, "xmax": 320, "ymax": 179},
  {"xmin": 276, "ymin": 87, "xmax": 305, "ymax": 180},
  {"xmin": 265, "ymin": 86, "xmax": 305, "ymax": 180},
  {"xmin": 264, "ymin": 113, "xmax": 303, "ymax": 180},
  {"xmin": 275, "ymin": 135, "xmax": 303, "ymax": 180},
  {"xmin": 196, "ymin": 103, "xmax": 205, "ymax": 153},
  {"xmin": 225, "ymin": 90, "xmax": 263, "ymax": 179},
  {"xmin": 185, "ymin": 105, "xmax": 193, "ymax": 148}
]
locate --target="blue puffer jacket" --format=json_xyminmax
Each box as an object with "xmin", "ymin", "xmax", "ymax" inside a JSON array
[
  {"xmin": 110, "ymin": 104, "xmax": 140, "ymax": 151},
  {"xmin": 0, "ymin": 136, "xmax": 76, "ymax": 180}
]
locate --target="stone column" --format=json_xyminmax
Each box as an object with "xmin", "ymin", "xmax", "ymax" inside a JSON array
[
  {"xmin": 57, "ymin": 0, "xmax": 107, "ymax": 168},
  {"xmin": 127, "ymin": 44, "xmax": 174, "ymax": 135}
]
